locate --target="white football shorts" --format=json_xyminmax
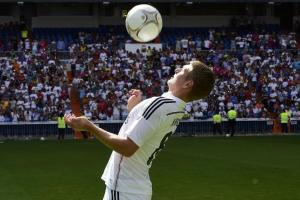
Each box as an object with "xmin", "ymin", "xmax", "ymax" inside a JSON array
[{"xmin": 103, "ymin": 187, "xmax": 152, "ymax": 200}]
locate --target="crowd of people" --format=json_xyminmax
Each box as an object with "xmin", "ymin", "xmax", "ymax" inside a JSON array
[
  {"xmin": 70, "ymin": 42, "xmax": 300, "ymax": 121},
  {"xmin": 0, "ymin": 25, "xmax": 299, "ymax": 122},
  {"xmin": 0, "ymin": 50, "xmax": 71, "ymax": 122}
]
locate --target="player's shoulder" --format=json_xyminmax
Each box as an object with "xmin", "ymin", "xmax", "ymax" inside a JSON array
[
  {"xmin": 141, "ymin": 96, "xmax": 179, "ymax": 120},
  {"xmin": 144, "ymin": 96, "xmax": 176, "ymax": 105}
]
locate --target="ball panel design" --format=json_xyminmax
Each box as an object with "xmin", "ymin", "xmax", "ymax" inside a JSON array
[
  {"xmin": 137, "ymin": 23, "xmax": 159, "ymax": 43},
  {"xmin": 125, "ymin": 9, "xmax": 147, "ymax": 30}
]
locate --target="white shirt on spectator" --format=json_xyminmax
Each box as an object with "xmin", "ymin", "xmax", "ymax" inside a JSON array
[{"xmin": 0, "ymin": 114, "xmax": 5, "ymax": 122}]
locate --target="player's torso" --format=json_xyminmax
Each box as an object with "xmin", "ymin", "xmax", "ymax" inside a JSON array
[
  {"xmin": 102, "ymin": 95, "xmax": 185, "ymax": 194},
  {"xmin": 120, "ymin": 97, "xmax": 184, "ymax": 164}
]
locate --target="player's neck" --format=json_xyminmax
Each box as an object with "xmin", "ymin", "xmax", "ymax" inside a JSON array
[{"xmin": 168, "ymin": 90, "xmax": 189, "ymax": 103}]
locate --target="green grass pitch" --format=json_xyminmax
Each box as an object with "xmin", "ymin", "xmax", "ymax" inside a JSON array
[{"xmin": 1, "ymin": 136, "xmax": 300, "ymax": 200}]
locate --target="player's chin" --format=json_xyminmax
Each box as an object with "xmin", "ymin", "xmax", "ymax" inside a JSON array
[{"xmin": 167, "ymin": 79, "xmax": 174, "ymax": 87}]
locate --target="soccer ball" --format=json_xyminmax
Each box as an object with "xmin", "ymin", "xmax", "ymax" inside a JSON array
[{"xmin": 125, "ymin": 4, "xmax": 162, "ymax": 43}]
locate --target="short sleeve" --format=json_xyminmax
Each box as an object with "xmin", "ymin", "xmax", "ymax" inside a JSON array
[{"xmin": 126, "ymin": 114, "xmax": 161, "ymax": 147}]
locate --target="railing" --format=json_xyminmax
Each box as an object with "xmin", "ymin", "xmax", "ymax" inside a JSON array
[{"xmin": 0, "ymin": 119, "xmax": 299, "ymax": 139}]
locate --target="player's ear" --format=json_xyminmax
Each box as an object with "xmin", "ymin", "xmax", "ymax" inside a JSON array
[{"xmin": 183, "ymin": 80, "xmax": 193, "ymax": 89}]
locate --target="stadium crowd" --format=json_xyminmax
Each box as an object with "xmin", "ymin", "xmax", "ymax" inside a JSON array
[
  {"xmin": 0, "ymin": 50, "xmax": 71, "ymax": 122},
  {"xmin": 0, "ymin": 24, "xmax": 300, "ymax": 122}
]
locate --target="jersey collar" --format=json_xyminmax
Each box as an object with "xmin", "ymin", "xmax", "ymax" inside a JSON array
[{"xmin": 162, "ymin": 92, "xmax": 186, "ymax": 110}]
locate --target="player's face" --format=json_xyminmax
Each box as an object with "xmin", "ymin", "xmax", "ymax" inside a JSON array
[{"xmin": 167, "ymin": 64, "xmax": 192, "ymax": 91}]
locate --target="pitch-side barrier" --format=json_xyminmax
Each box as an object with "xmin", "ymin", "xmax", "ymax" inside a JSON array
[{"xmin": 0, "ymin": 119, "xmax": 299, "ymax": 139}]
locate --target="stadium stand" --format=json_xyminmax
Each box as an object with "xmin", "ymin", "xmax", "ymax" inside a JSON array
[{"xmin": 0, "ymin": 23, "xmax": 299, "ymax": 122}]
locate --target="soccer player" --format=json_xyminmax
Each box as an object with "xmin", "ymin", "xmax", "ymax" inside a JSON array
[{"xmin": 64, "ymin": 61, "xmax": 215, "ymax": 200}]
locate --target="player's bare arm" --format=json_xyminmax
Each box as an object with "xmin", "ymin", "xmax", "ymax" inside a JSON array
[
  {"xmin": 64, "ymin": 114, "xmax": 139, "ymax": 157},
  {"xmin": 127, "ymin": 89, "xmax": 142, "ymax": 112}
]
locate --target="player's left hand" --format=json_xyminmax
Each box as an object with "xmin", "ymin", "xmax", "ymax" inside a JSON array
[
  {"xmin": 64, "ymin": 114, "xmax": 90, "ymax": 131},
  {"xmin": 127, "ymin": 89, "xmax": 142, "ymax": 112}
]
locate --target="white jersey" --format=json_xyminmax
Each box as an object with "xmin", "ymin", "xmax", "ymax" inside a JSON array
[{"xmin": 101, "ymin": 92, "xmax": 186, "ymax": 195}]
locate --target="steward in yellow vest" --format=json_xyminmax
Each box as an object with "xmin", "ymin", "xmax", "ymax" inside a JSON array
[
  {"xmin": 227, "ymin": 108, "xmax": 237, "ymax": 137},
  {"xmin": 212, "ymin": 113, "xmax": 223, "ymax": 135},
  {"xmin": 57, "ymin": 113, "xmax": 66, "ymax": 140},
  {"xmin": 280, "ymin": 110, "xmax": 289, "ymax": 133}
]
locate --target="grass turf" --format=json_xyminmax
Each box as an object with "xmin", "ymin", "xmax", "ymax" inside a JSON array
[{"xmin": 0, "ymin": 136, "xmax": 300, "ymax": 200}]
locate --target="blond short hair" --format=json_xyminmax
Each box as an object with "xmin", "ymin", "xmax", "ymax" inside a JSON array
[{"xmin": 185, "ymin": 61, "xmax": 215, "ymax": 101}]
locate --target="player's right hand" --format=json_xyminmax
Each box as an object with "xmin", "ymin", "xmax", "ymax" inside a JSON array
[{"xmin": 64, "ymin": 114, "xmax": 90, "ymax": 131}]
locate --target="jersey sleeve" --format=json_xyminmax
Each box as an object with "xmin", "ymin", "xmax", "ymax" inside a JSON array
[{"xmin": 126, "ymin": 111, "xmax": 162, "ymax": 147}]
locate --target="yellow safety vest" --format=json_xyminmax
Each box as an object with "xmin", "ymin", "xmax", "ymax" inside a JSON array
[
  {"xmin": 21, "ymin": 30, "xmax": 28, "ymax": 39},
  {"xmin": 228, "ymin": 110, "xmax": 237, "ymax": 120},
  {"xmin": 57, "ymin": 117, "xmax": 66, "ymax": 128},
  {"xmin": 213, "ymin": 114, "xmax": 222, "ymax": 123},
  {"xmin": 280, "ymin": 112, "xmax": 288, "ymax": 123}
]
